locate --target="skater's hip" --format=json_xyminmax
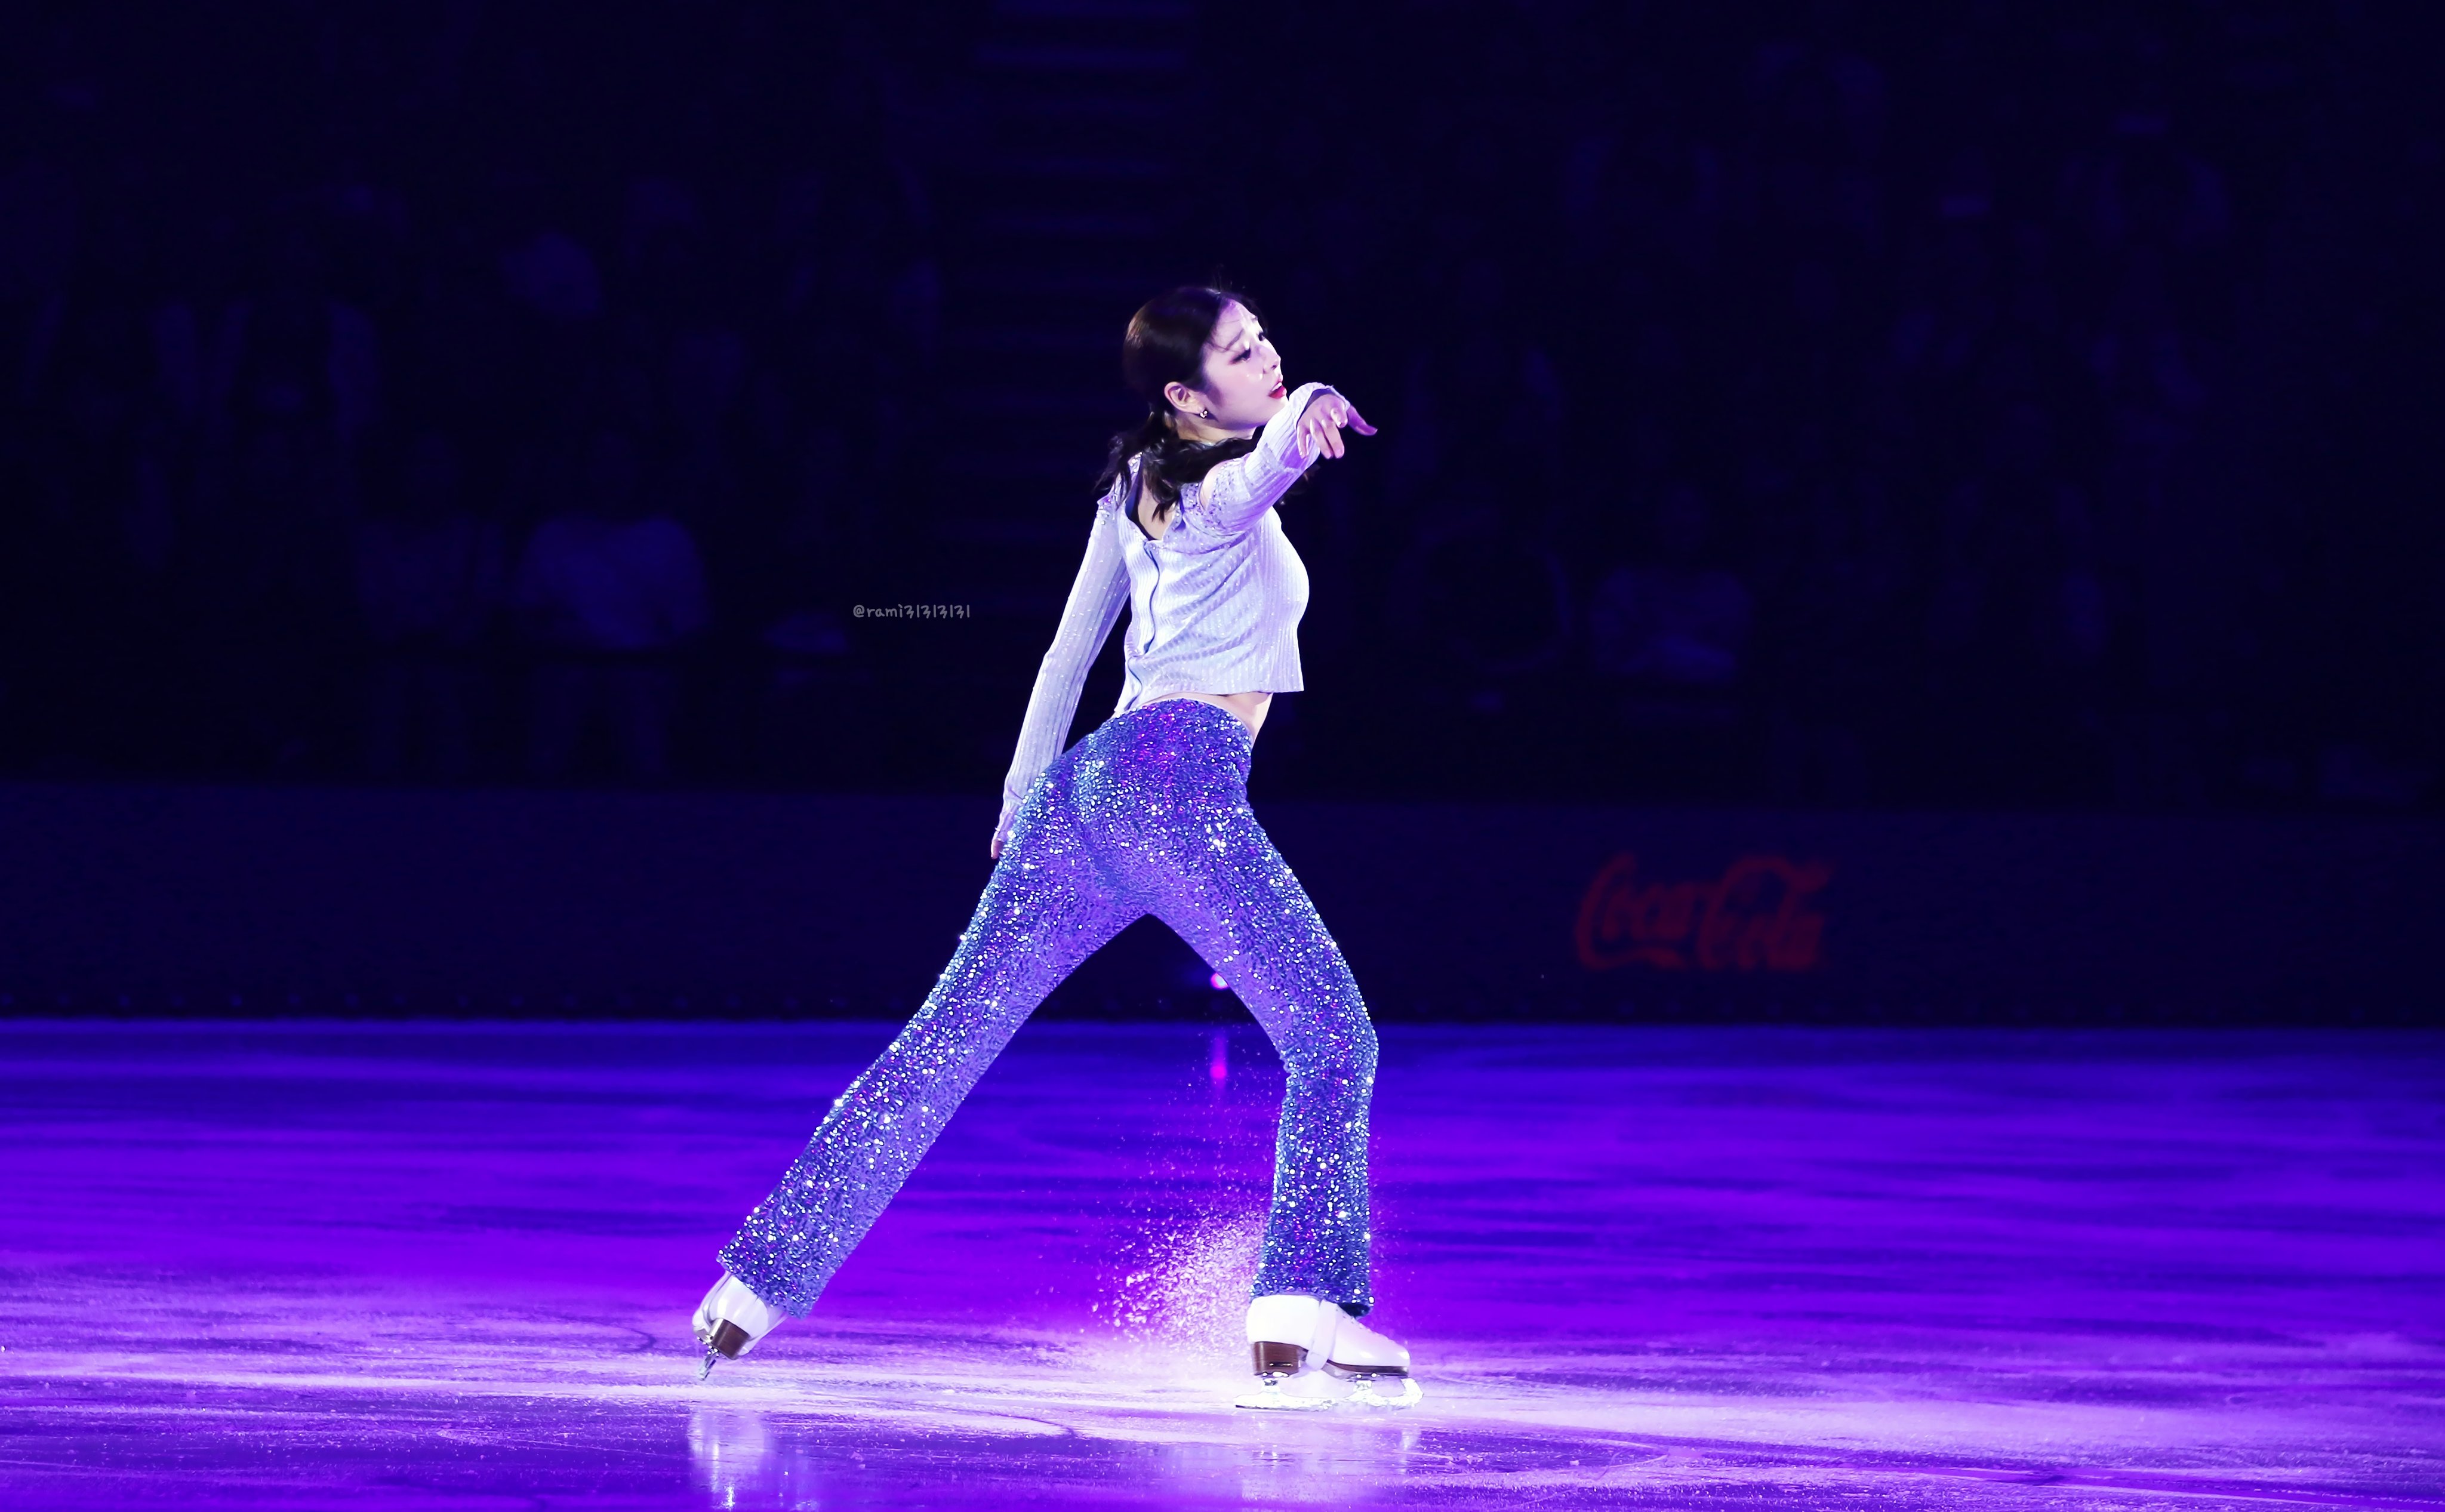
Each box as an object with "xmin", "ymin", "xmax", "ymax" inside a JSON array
[
  {"xmin": 998, "ymin": 697, "xmax": 1256, "ymax": 870},
  {"xmin": 1073, "ymin": 696, "xmax": 1254, "ymax": 783},
  {"xmin": 1018, "ymin": 694, "xmax": 1254, "ymax": 834}
]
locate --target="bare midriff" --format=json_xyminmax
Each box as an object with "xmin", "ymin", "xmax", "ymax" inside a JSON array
[{"xmin": 1143, "ymin": 690, "xmax": 1271, "ymax": 740}]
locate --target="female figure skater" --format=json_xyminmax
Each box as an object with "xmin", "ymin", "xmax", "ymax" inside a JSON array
[{"xmin": 692, "ymin": 287, "xmax": 1413, "ymax": 1409}]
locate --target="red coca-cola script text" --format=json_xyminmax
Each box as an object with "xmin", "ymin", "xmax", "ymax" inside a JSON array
[{"xmin": 1574, "ymin": 852, "xmax": 1831, "ymax": 972}]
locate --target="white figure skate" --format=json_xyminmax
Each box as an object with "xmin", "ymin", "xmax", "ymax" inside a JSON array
[
  {"xmin": 1236, "ymin": 1293, "xmax": 1421, "ymax": 1410},
  {"xmin": 692, "ymin": 1272, "xmax": 787, "ymax": 1380}
]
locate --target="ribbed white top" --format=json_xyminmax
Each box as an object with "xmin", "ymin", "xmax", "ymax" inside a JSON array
[{"xmin": 993, "ymin": 382, "xmax": 1337, "ymax": 847}]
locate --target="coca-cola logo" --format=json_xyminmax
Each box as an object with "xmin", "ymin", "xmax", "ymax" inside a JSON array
[{"xmin": 1575, "ymin": 852, "xmax": 1831, "ymax": 972}]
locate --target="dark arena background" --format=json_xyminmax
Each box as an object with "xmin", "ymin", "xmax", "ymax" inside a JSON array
[{"xmin": 3, "ymin": 3, "xmax": 2441, "ymax": 1508}]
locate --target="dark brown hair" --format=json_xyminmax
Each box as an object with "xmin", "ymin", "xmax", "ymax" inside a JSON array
[{"xmin": 1094, "ymin": 285, "xmax": 1268, "ymax": 525}]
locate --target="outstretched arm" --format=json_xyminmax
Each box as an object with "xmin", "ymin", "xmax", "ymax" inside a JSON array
[
  {"xmin": 1193, "ymin": 381, "xmax": 1377, "ymax": 536},
  {"xmin": 993, "ymin": 479, "xmax": 1131, "ymax": 857}
]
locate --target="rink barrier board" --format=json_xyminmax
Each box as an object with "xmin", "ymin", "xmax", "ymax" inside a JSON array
[{"xmin": 0, "ymin": 782, "xmax": 2436, "ymax": 1023}]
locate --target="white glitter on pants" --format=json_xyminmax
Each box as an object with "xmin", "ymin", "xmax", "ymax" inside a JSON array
[{"xmin": 719, "ymin": 697, "xmax": 1378, "ymax": 1317}]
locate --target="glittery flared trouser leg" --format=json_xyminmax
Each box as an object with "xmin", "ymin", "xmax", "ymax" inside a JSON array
[
  {"xmin": 715, "ymin": 750, "xmax": 1138, "ymax": 1317},
  {"xmin": 719, "ymin": 698, "xmax": 1377, "ymax": 1318}
]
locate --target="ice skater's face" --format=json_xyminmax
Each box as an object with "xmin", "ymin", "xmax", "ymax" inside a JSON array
[{"xmin": 1165, "ymin": 301, "xmax": 1286, "ymax": 437}]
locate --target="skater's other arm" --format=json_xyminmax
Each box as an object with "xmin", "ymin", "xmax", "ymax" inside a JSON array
[
  {"xmin": 1190, "ymin": 383, "xmax": 1375, "ymax": 537},
  {"xmin": 993, "ymin": 476, "xmax": 1130, "ymax": 857}
]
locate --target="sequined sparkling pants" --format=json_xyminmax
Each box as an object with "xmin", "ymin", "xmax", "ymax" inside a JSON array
[{"xmin": 719, "ymin": 697, "xmax": 1378, "ymax": 1318}]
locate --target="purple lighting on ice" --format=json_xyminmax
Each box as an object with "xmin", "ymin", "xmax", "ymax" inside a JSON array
[{"xmin": 0, "ymin": 1020, "xmax": 2439, "ymax": 1508}]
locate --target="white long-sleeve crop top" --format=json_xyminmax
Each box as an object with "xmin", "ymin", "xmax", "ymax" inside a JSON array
[{"xmin": 993, "ymin": 381, "xmax": 1339, "ymax": 848}]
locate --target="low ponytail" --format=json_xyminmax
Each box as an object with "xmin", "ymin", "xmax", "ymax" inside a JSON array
[{"xmin": 1094, "ymin": 408, "xmax": 1174, "ymax": 504}]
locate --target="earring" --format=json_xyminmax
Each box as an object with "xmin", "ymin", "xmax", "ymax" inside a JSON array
[{"xmin": 1197, "ymin": 407, "xmax": 1215, "ymax": 420}]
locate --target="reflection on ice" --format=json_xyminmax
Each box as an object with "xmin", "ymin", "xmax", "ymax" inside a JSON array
[
  {"xmin": 687, "ymin": 1406, "xmax": 774, "ymax": 1505},
  {"xmin": 683, "ymin": 1375, "xmax": 1456, "ymax": 1510}
]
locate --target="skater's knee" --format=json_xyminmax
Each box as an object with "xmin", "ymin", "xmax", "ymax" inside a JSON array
[{"xmin": 1281, "ymin": 1000, "xmax": 1376, "ymax": 1086}]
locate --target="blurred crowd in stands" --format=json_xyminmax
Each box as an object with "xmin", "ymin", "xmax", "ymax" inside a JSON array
[{"xmin": 2, "ymin": 2, "xmax": 2437, "ymax": 810}]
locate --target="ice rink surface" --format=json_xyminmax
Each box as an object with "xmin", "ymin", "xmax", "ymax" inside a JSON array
[{"xmin": 1, "ymin": 1018, "xmax": 2440, "ymax": 1509}]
